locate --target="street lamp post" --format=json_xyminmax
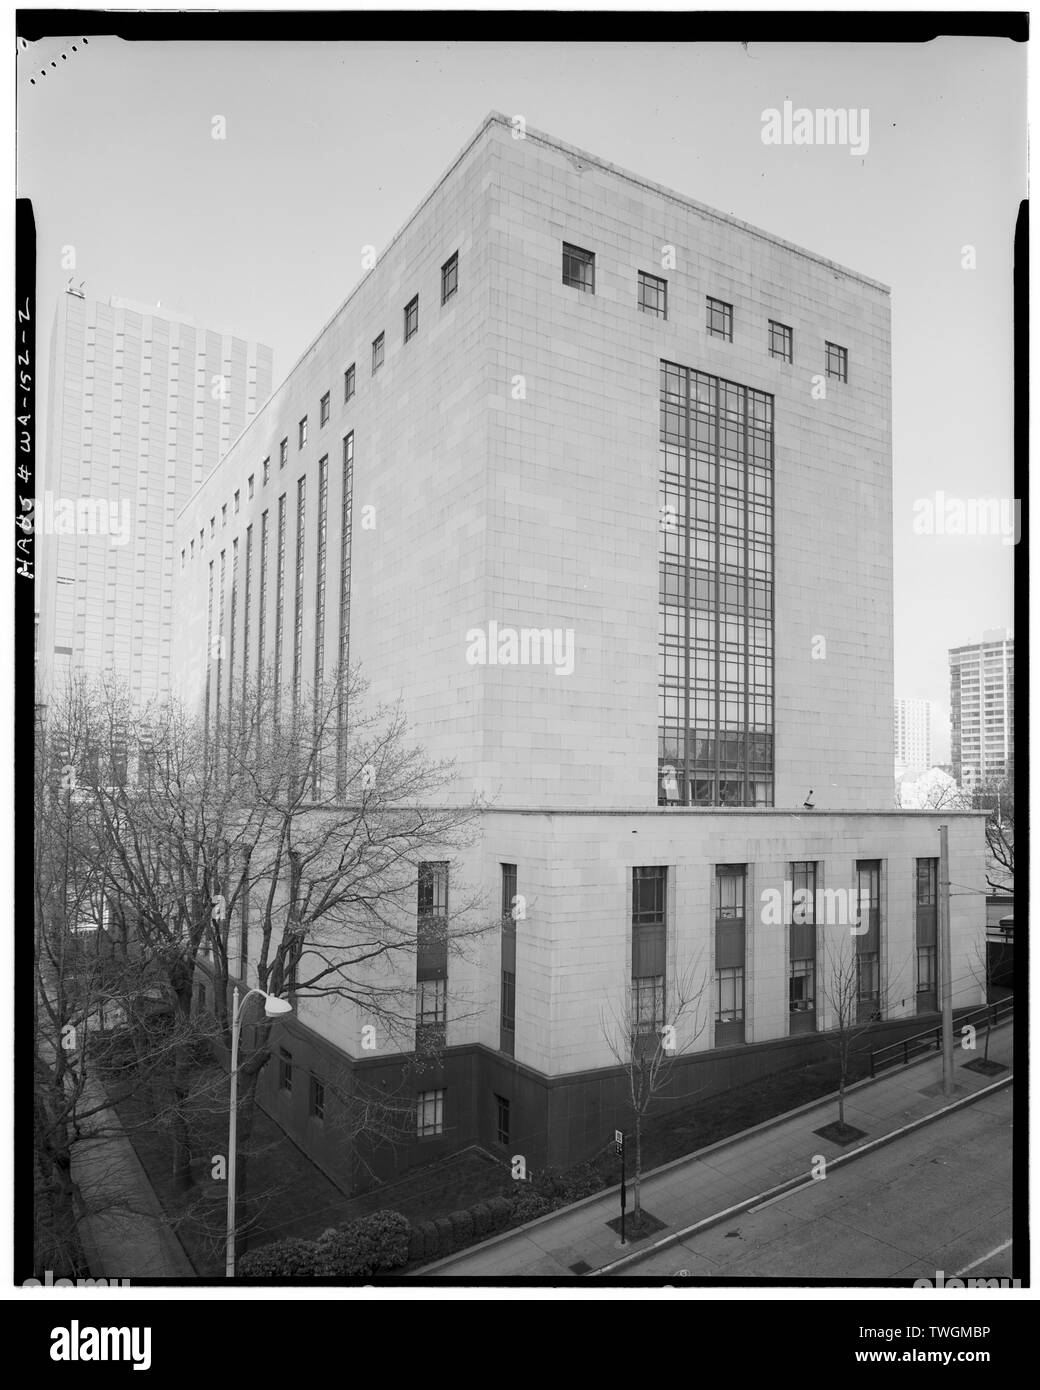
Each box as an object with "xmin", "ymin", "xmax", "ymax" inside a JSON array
[{"xmin": 226, "ymin": 985, "xmax": 292, "ymax": 1277}]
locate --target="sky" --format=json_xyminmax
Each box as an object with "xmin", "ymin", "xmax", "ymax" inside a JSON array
[{"xmin": 18, "ymin": 32, "xmax": 1024, "ymax": 762}]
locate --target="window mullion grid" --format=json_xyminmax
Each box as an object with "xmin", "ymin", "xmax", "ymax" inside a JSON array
[
  {"xmin": 682, "ymin": 367, "xmax": 692, "ymax": 806},
  {"xmin": 712, "ymin": 376, "xmax": 721, "ymax": 802},
  {"xmin": 742, "ymin": 388, "xmax": 750, "ymax": 807}
]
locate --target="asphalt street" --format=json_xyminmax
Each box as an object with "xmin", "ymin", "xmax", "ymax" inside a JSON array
[{"xmin": 621, "ymin": 1084, "xmax": 1014, "ymax": 1279}]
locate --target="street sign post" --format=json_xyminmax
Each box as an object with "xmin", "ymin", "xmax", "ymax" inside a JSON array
[{"xmin": 615, "ymin": 1130, "xmax": 626, "ymax": 1245}]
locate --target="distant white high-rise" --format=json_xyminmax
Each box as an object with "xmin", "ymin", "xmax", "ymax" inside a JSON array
[
  {"xmin": 36, "ymin": 289, "xmax": 273, "ymax": 707},
  {"xmin": 894, "ymin": 698, "xmax": 934, "ymax": 774},
  {"xmin": 950, "ymin": 629, "xmax": 1015, "ymax": 787}
]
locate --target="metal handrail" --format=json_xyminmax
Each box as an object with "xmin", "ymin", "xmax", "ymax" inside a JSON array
[{"xmin": 869, "ymin": 996, "xmax": 1013, "ymax": 1078}]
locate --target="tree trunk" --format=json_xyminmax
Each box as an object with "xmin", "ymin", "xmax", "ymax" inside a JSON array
[
  {"xmin": 170, "ymin": 1040, "xmax": 194, "ymax": 1193},
  {"xmin": 838, "ymin": 1068, "xmax": 846, "ymax": 1128},
  {"xmin": 633, "ymin": 1115, "xmax": 643, "ymax": 1218},
  {"xmin": 232, "ymin": 1067, "xmax": 263, "ymax": 1259}
]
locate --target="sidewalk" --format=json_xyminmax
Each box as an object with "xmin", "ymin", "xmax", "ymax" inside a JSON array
[
  {"xmin": 71, "ymin": 1072, "xmax": 196, "ymax": 1280},
  {"xmin": 426, "ymin": 1023, "xmax": 1014, "ymax": 1276}
]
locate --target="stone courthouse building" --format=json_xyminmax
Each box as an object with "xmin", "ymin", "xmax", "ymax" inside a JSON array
[{"xmin": 174, "ymin": 114, "xmax": 986, "ymax": 1190}]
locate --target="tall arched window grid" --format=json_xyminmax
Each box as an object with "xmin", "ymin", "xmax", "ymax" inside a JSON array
[
  {"xmin": 312, "ymin": 457, "xmax": 329, "ymax": 797},
  {"xmin": 658, "ymin": 360, "xmax": 774, "ymax": 807},
  {"xmin": 273, "ymin": 494, "xmax": 287, "ymax": 723},
  {"xmin": 336, "ymin": 432, "xmax": 354, "ymax": 796},
  {"xmin": 292, "ymin": 476, "xmax": 306, "ymax": 708}
]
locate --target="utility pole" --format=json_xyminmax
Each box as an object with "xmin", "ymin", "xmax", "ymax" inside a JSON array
[{"xmin": 938, "ymin": 824, "xmax": 954, "ymax": 1097}]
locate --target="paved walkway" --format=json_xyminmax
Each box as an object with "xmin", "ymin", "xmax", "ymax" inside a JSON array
[
  {"xmin": 426, "ymin": 1023, "xmax": 1014, "ymax": 1276},
  {"xmin": 71, "ymin": 1072, "xmax": 196, "ymax": 1280}
]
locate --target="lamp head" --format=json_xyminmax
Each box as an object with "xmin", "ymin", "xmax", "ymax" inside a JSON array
[{"xmin": 262, "ymin": 993, "xmax": 293, "ymax": 1018}]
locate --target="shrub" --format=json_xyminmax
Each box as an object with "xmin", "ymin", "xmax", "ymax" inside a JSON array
[
  {"xmin": 313, "ymin": 1210, "xmax": 411, "ymax": 1276},
  {"xmin": 433, "ymin": 1216, "xmax": 455, "ymax": 1255},
  {"xmin": 448, "ymin": 1208, "xmax": 474, "ymax": 1247},
  {"xmin": 485, "ymin": 1195, "xmax": 514, "ymax": 1231},
  {"xmin": 411, "ymin": 1220, "xmax": 439, "ymax": 1264},
  {"xmin": 509, "ymin": 1189, "xmax": 552, "ymax": 1224},
  {"xmin": 470, "ymin": 1200, "xmax": 492, "ymax": 1238},
  {"xmin": 237, "ymin": 1237, "xmax": 317, "ymax": 1277}
]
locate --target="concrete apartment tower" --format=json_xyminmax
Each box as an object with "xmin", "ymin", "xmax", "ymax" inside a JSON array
[
  {"xmin": 894, "ymin": 698, "xmax": 934, "ymax": 776},
  {"xmin": 36, "ymin": 290, "xmax": 273, "ymax": 706},
  {"xmin": 949, "ymin": 629, "xmax": 1015, "ymax": 788},
  {"xmin": 174, "ymin": 115, "xmax": 986, "ymax": 1190}
]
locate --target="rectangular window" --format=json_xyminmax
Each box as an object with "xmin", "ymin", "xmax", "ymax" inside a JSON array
[
  {"xmin": 372, "ymin": 332, "xmax": 385, "ymax": 373},
  {"xmin": 706, "ymin": 296, "xmax": 733, "ymax": 341},
  {"xmin": 441, "ymin": 251, "xmax": 458, "ymax": 304},
  {"xmin": 234, "ymin": 489, "xmax": 241, "ymax": 514},
  {"xmin": 495, "ymin": 1094, "xmax": 510, "ymax": 1146},
  {"xmin": 856, "ymin": 953, "xmax": 880, "ymax": 1008},
  {"xmin": 789, "ymin": 861, "xmax": 817, "ymax": 1032},
  {"xmin": 416, "ymin": 978, "xmax": 447, "ymax": 1055},
  {"xmin": 298, "ymin": 417, "xmax": 308, "ymax": 449},
  {"xmin": 262, "ymin": 456, "xmax": 270, "ymax": 485},
  {"xmin": 320, "ymin": 391, "xmax": 330, "ymax": 427},
  {"xmin": 417, "ymin": 861, "xmax": 449, "ymax": 984},
  {"xmin": 278, "ymin": 1046, "xmax": 293, "ymax": 1093},
  {"xmin": 248, "ymin": 474, "xmax": 255, "ymax": 500},
  {"xmin": 501, "ymin": 863, "xmax": 517, "ymax": 1054},
  {"xmin": 344, "ymin": 363, "xmax": 356, "ymax": 401},
  {"xmin": 257, "ymin": 511, "xmax": 268, "ymax": 682},
  {"xmin": 279, "ymin": 439, "xmax": 288, "ymax": 469},
  {"xmin": 221, "ymin": 503, "xmax": 228, "ymax": 526},
  {"xmin": 336, "ymin": 433, "xmax": 354, "ymax": 795},
  {"xmin": 917, "ymin": 945, "xmax": 937, "ymax": 996},
  {"xmin": 292, "ymin": 476, "xmax": 306, "ymax": 706},
  {"xmin": 210, "ymin": 516, "xmax": 216, "ymax": 537},
  {"xmin": 501, "ymin": 863, "xmax": 517, "ymax": 923},
  {"xmin": 500, "ymin": 970, "xmax": 516, "ymax": 1033},
  {"xmin": 417, "ymin": 1089, "xmax": 444, "ymax": 1138},
  {"xmin": 309, "ymin": 1074, "xmax": 325, "ymax": 1121},
  {"xmin": 789, "ymin": 959, "xmax": 815, "ymax": 1013},
  {"xmin": 632, "ymin": 867, "xmax": 666, "ymax": 1035},
  {"xmin": 658, "ymin": 362, "xmax": 774, "ymax": 807},
  {"xmin": 716, "ymin": 966, "xmax": 744, "ymax": 1022},
  {"xmin": 825, "ymin": 341, "xmax": 848, "ymax": 382},
  {"xmin": 562, "ymin": 241, "xmax": 595, "ymax": 293},
  {"xmin": 313, "ymin": 456, "xmax": 329, "ymax": 693},
  {"xmin": 404, "ymin": 295, "xmax": 419, "ymax": 342},
  {"xmin": 638, "ymin": 271, "xmax": 667, "ymax": 319},
  {"xmin": 273, "ymin": 495, "xmax": 286, "ymax": 714},
  {"xmin": 227, "ymin": 537, "xmax": 238, "ymax": 714},
  {"xmin": 915, "ymin": 858, "xmax": 938, "ymax": 1013},
  {"xmin": 715, "ymin": 864, "xmax": 746, "ymax": 1045},
  {"xmin": 180, "ymin": 548, "xmax": 185, "ymax": 570},
  {"xmin": 768, "ymin": 320, "xmax": 793, "ymax": 362}
]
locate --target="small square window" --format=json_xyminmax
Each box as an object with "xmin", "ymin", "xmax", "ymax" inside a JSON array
[
  {"xmin": 309, "ymin": 1073, "xmax": 325, "ymax": 1121},
  {"xmin": 638, "ymin": 271, "xmax": 667, "ymax": 319},
  {"xmin": 279, "ymin": 439, "xmax": 288, "ymax": 468},
  {"xmin": 248, "ymin": 474, "xmax": 255, "ymax": 499},
  {"xmin": 769, "ymin": 320, "xmax": 793, "ymax": 363},
  {"xmin": 372, "ymin": 332, "xmax": 385, "ymax": 373},
  {"xmin": 344, "ymin": 363, "xmax": 356, "ymax": 401},
  {"xmin": 825, "ymin": 341, "xmax": 848, "ymax": 382},
  {"xmin": 707, "ymin": 297, "xmax": 733, "ymax": 341},
  {"xmin": 417, "ymin": 1088, "xmax": 444, "ymax": 1138},
  {"xmin": 441, "ymin": 251, "xmax": 458, "ymax": 304},
  {"xmin": 404, "ymin": 295, "xmax": 419, "ymax": 342},
  {"xmin": 298, "ymin": 417, "xmax": 308, "ymax": 449},
  {"xmin": 278, "ymin": 1046, "xmax": 293, "ymax": 1093},
  {"xmin": 262, "ymin": 457, "xmax": 271, "ymax": 485},
  {"xmin": 320, "ymin": 392, "xmax": 330, "ymax": 427},
  {"xmin": 562, "ymin": 242, "xmax": 595, "ymax": 293}
]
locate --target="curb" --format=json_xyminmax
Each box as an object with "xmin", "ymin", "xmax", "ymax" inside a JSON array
[
  {"xmin": 593, "ymin": 1073, "xmax": 1013, "ymax": 1275},
  {"xmin": 421, "ymin": 1020, "xmax": 1013, "ymax": 1274}
]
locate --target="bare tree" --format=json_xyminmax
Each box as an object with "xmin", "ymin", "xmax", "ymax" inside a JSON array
[{"xmin": 600, "ymin": 960, "xmax": 709, "ymax": 1221}]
